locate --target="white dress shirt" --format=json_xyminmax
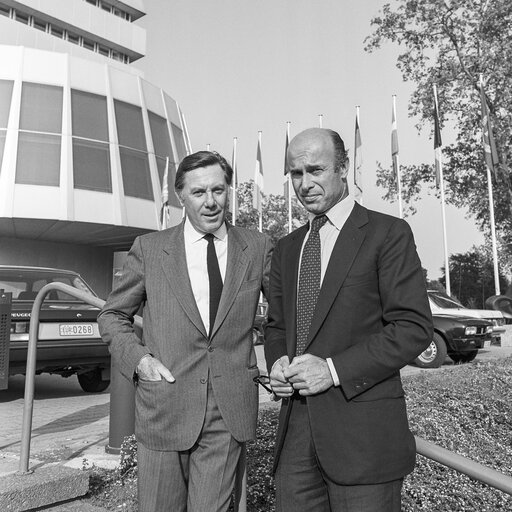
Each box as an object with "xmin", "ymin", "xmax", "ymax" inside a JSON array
[{"xmin": 183, "ymin": 218, "xmax": 228, "ymax": 334}]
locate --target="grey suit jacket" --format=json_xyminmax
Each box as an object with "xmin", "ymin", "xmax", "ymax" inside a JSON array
[{"xmin": 98, "ymin": 221, "xmax": 272, "ymax": 451}]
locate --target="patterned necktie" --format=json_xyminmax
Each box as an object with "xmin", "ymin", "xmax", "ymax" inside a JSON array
[
  {"xmin": 296, "ymin": 214, "xmax": 328, "ymax": 355},
  {"xmin": 205, "ymin": 233, "xmax": 223, "ymax": 336}
]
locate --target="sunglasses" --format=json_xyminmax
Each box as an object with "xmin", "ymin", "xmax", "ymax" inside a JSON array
[{"xmin": 253, "ymin": 375, "xmax": 273, "ymax": 394}]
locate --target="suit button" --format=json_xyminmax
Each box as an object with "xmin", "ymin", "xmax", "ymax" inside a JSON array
[
  {"xmin": 200, "ymin": 378, "xmax": 207, "ymax": 384},
  {"xmin": 208, "ymin": 346, "xmax": 214, "ymax": 352}
]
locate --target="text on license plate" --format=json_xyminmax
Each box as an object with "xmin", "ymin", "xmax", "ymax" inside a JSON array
[{"xmin": 59, "ymin": 324, "xmax": 94, "ymax": 336}]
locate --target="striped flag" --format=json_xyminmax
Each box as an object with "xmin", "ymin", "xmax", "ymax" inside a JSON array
[
  {"xmin": 230, "ymin": 137, "xmax": 238, "ymax": 225},
  {"xmin": 480, "ymin": 79, "xmax": 499, "ymax": 178},
  {"xmin": 283, "ymin": 123, "xmax": 290, "ymax": 201},
  {"xmin": 353, "ymin": 107, "xmax": 363, "ymax": 203},
  {"xmin": 253, "ymin": 131, "xmax": 264, "ymax": 212},
  {"xmin": 433, "ymin": 86, "xmax": 442, "ymax": 188},
  {"xmin": 160, "ymin": 156, "xmax": 170, "ymax": 230},
  {"xmin": 391, "ymin": 98, "xmax": 399, "ymax": 182}
]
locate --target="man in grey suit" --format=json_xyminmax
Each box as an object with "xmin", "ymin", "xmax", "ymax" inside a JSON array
[{"xmin": 98, "ymin": 151, "xmax": 272, "ymax": 512}]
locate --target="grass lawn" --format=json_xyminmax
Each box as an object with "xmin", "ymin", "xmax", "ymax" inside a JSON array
[{"xmin": 85, "ymin": 357, "xmax": 512, "ymax": 511}]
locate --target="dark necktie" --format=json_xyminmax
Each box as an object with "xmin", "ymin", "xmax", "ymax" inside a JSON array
[
  {"xmin": 296, "ymin": 215, "xmax": 328, "ymax": 355},
  {"xmin": 205, "ymin": 233, "xmax": 223, "ymax": 337}
]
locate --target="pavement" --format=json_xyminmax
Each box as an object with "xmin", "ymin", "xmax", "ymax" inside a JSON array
[{"xmin": 1, "ymin": 341, "xmax": 512, "ymax": 510}]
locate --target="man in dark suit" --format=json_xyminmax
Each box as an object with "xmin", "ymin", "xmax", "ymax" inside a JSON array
[
  {"xmin": 265, "ymin": 128, "xmax": 433, "ymax": 512},
  {"xmin": 98, "ymin": 151, "xmax": 272, "ymax": 512}
]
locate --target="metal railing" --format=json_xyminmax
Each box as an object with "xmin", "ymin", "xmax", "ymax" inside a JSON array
[{"xmin": 18, "ymin": 283, "xmax": 512, "ymax": 508}]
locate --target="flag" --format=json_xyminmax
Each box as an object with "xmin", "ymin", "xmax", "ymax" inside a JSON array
[
  {"xmin": 433, "ymin": 86, "xmax": 442, "ymax": 188},
  {"xmin": 480, "ymin": 79, "xmax": 499, "ymax": 177},
  {"xmin": 230, "ymin": 137, "xmax": 238, "ymax": 224},
  {"xmin": 283, "ymin": 123, "xmax": 290, "ymax": 201},
  {"xmin": 253, "ymin": 132, "xmax": 264, "ymax": 212},
  {"xmin": 160, "ymin": 157, "xmax": 170, "ymax": 230},
  {"xmin": 354, "ymin": 108, "xmax": 363, "ymax": 202},
  {"xmin": 391, "ymin": 97, "xmax": 399, "ymax": 182}
]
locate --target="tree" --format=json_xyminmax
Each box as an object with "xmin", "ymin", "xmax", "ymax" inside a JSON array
[
  {"xmin": 365, "ymin": 0, "xmax": 512, "ymax": 259},
  {"xmin": 439, "ymin": 246, "xmax": 509, "ymax": 307},
  {"xmin": 228, "ymin": 180, "xmax": 308, "ymax": 244}
]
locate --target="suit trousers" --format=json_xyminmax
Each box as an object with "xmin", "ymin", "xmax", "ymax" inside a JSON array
[
  {"xmin": 275, "ymin": 397, "xmax": 403, "ymax": 512},
  {"xmin": 137, "ymin": 381, "xmax": 242, "ymax": 512}
]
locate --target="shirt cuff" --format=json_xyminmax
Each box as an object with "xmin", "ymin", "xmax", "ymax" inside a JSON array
[{"xmin": 326, "ymin": 357, "xmax": 340, "ymax": 387}]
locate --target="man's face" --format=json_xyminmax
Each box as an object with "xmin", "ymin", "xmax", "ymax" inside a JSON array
[
  {"xmin": 179, "ymin": 163, "xmax": 229, "ymax": 234},
  {"xmin": 287, "ymin": 130, "xmax": 348, "ymax": 215}
]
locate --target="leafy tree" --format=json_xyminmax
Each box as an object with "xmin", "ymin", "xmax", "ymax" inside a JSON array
[
  {"xmin": 439, "ymin": 246, "xmax": 509, "ymax": 307},
  {"xmin": 365, "ymin": 0, "xmax": 512, "ymax": 258},
  {"xmin": 227, "ymin": 180, "xmax": 308, "ymax": 244}
]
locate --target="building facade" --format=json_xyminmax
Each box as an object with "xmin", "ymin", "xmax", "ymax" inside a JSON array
[{"xmin": 0, "ymin": 0, "xmax": 187, "ymax": 297}]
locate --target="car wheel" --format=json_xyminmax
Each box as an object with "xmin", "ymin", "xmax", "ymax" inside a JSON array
[
  {"xmin": 252, "ymin": 328, "xmax": 261, "ymax": 345},
  {"xmin": 77, "ymin": 369, "xmax": 110, "ymax": 393},
  {"xmin": 414, "ymin": 333, "xmax": 448, "ymax": 369},
  {"xmin": 449, "ymin": 349, "xmax": 478, "ymax": 364}
]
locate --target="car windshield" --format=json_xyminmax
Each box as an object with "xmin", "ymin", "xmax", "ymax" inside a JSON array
[
  {"xmin": 428, "ymin": 291, "xmax": 465, "ymax": 309},
  {"xmin": 0, "ymin": 269, "xmax": 96, "ymax": 301}
]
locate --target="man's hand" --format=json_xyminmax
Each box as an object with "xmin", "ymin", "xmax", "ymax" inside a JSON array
[
  {"xmin": 137, "ymin": 355, "xmax": 175, "ymax": 383},
  {"xmin": 284, "ymin": 354, "xmax": 333, "ymax": 396},
  {"xmin": 269, "ymin": 355, "xmax": 294, "ymax": 398}
]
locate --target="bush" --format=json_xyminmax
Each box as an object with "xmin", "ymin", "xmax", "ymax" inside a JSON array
[{"xmin": 87, "ymin": 358, "xmax": 512, "ymax": 511}]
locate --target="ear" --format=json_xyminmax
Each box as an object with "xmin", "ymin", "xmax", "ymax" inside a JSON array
[
  {"xmin": 176, "ymin": 190, "xmax": 184, "ymax": 207},
  {"xmin": 339, "ymin": 160, "xmax": 350, "ymax": 179}
]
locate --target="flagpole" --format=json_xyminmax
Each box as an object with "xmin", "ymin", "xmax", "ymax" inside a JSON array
[
  {"xmin": 258, "ymin": 131, "xmax": 263, "ymax": 232},
  {"xmin": 179, "ymin": 106, "xmax": 192, "ymax": 154},
  {"xmin": 160, "ymin": 156, "xmax": 170, "ymax": 230},
  {"xmin": 253, "ymin": 131, "xmax": 263, "ymax": 233},
  {"xmin": 433, "ymin": 84, "xmax": 451, "ymax": 296},
  {"xmin": 231, "ymin": 137, "xmax": 238, "ymax": 226},
  {"xmin": 318, "ymin": 114, "xmax": 323, "ymax": 128},
  {"xmin": 206, "ymin": 144, "xmax": 211, "ymax": 151},
  {"xmin": 354, "ymin": 106, "xmax": 363, "ymax": 205},
  {"xmin": 480, "ymin": 74, "xmax": 500, "ymax": 295},
  {"xmin": 392, "ymin": 95, "xmax": 403, "ymax": 218},
  {"xmin": 286, "ymin": 122, "xmax": 292, "ymax": 234}
]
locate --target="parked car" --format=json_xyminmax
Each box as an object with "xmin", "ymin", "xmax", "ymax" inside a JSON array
[
  {"xmin": 252, "ymin": 302, "xmax": 268, "ymax": 345},
  {"xmin": 0, "ymin": 265, "xmax": 110, "ymax": 392},
  {"xmin": 415, "ymin": 314, "xmax": 493, "ymax": 369},
  {"xmin": 428, "ymin": 290, "xmax": 505, "ymax": 342}
]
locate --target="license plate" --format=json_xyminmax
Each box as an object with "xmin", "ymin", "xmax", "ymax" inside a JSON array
[{"xmin": 59, "ymin": 324, "xmax": 94, "ymax": 336}]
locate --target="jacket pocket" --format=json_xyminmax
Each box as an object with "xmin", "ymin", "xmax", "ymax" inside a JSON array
[{"xmin": 351, "ymin": 377, "xmax": 404, "ymax": 402}]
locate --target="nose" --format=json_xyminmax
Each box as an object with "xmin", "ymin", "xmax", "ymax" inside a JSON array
[
  {"xmin": 204, "ymin": 191, "xmax": 216, "ymax": 208},
  {"xmin": 301, "ymin": 173, "xmax": 313, "ymax": 191}
]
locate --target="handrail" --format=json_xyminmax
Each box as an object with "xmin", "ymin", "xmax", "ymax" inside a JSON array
[
  {"xmin": 16, "ymin": 283, "xmax": 512, "ymax": 503},
  {"xmin": 18, "ymin": 282, "xmax": 142, "ymax": 474}
]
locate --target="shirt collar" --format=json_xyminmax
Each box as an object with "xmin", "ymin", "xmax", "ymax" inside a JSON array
[
  {"xmin": 307, "ymin": 195, "xmax": 355, "ymax": 231},
  {"xmin": 184, "ymin": 217, "xmax": 228, "ymax": 244}
]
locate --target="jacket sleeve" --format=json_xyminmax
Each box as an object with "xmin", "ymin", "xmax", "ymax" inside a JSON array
[
  {"xmin": 334, "ymin": 219, "xmax": 433, "ymax": 400},
  {"xmin": 260, "ymin": 234, "xmax": 274, "ymax": 302},
  {"xmin": 97, "ymin": 236, "xmax": 152, "ymax": 381}
]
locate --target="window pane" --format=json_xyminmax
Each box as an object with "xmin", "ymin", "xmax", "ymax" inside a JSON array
[
  {"xmin": 114, "ymin": 100, "xmax": 147, "ymax": 151},
  {"xmin": 71, "ymin": 89, "xmax": 109, "ymax": 142},
  {"xmin": 20, "ymin": 83, "xmax": 63, "ymax": 134},
  {"xmin": 119, "ymin": 147, "xmax": 153, "ymax": 200},
  {"xmin": 156, "ymin": 155, "xmax": 180, "ymax": 208},
  {"xmin": 171, "ymin": 123, "xmax": 187, "ymax": 163},
  {"xmin": 148, "ymin": 111, "xmax": 173, "ymax": 159},
  {"xmin": 73, "ymin": 138, "xmax": 111, "ymax": 192},
  {"xmin": 0, "ymin": 130, "xmax": 6, "ymax": 172},
  {"xmin": 0, "ymin": 80, "xmax": 14, "ymax": 128},
  {"xmin": 16, "ymin": 132, "xmax": 61, "ymax": 186}
]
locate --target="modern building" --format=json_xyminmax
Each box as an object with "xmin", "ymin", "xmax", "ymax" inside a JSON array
[{"xmin": 0, "ymin": 0, "xmax": 188, "ymax": 297}]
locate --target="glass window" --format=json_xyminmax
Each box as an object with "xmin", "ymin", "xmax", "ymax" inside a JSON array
[
  {"xmin": 119, "ymin": 147, "xmax": 153, "ymax": 200},
  {"xmin": 20, "ymin": 83, "xmax": 63, "ymax": 134},
  {"xmin": 171, "ymin": 123, "xmax": 187, "ymax": 163},
  {"xmin": 50, "ymin": 25, "xmax": 64, "ymax": 38},
  {"xmin": 0, "ymin": 80, "xmax": 14, "ymax": 128},
  {"xmin": 68, "ymin": 32, "xmax": 80, "ymax": 45},
  {"xmin": 15, "ymin": 11, "xmax": 29, "ymax": 24},
  {"xmin": 33, "ymin": 18, "xmax": 47, "ymax": 31},
  {"xmin": 0, "ymin": 6, "xmax": 10, "ymax": 17},
  {"xmin": 114, "ymin": 100, "xmax": 147, "ymax": 151},
  {"xmin": 148, "ymin": 111, "xmax": 173, "ymax": 159},
  {"xmin": 98, "ymin": 44, "xmax": 109, "ymax": 56},
  {"xmin": 16, "ymin": 132, "xmax": 61, "ymax": 186},
  {"xmin": 71, "ymin": 89, "xmax": 108, "ymax": 142},
  {"xmin": 0, "ymin": 130, "xmax": 6, "ymax": 172},
  {"xmin": 73, "ymin": 138, "xmax": 111, "ymax": 192},
  {"xmin": 82, "ymin": 38, "xmax": 95, "ymax": 51}
]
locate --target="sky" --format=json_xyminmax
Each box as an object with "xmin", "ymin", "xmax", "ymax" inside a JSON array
[{"xmin": 135, "ymin": 0, "xmax": 484, "ymax": 280}]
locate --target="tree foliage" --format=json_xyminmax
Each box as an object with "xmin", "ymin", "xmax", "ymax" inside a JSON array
[
  {"xmin": 365, "ymin": 0, "xmax": 512, "ymax": 258},
  {"xmin": 227, "ymin": 180, "xmax": 308, "ymax": 244}
]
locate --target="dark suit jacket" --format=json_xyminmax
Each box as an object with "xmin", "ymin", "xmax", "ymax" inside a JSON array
[
  {"xmin": 264, "ymin": 203, "xmax": 433, "ymax": 485},
  {"xmin": 98, "ymin": 222, "xmax": 272, "ymax": 451}
]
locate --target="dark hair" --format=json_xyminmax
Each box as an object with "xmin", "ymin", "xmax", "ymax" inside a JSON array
[
  {"xmin": 326, "ymin": 129, "xmax": 349, "ymax": 173},
  {"xmin": 175, "ymin": 151, "xmax": 233, "ymax": 193}
]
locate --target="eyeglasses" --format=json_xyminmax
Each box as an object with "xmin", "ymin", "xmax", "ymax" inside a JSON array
[{"xmin": 253, "ymin": 375, "xmax": 273, "ymax": 394}]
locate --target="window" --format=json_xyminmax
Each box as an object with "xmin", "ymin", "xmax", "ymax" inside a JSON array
[
  {"xmin": 0, "ymin": 80, "xmax": 14, "ymax": 128},
  {"xmin": 0, "ymin": 5, "xmax": 11, "ymax": 17},
  {"xmin": 71, "ymin": 90, "xmax": 108, "ymax": 141},
  {"xmin": 50, "ymin": 25, "xmax": 64, "ymax": 38},
  {"xmin": 19, "ymin": 83, "xmax": 63, "ymax": 134},
  {"xmin": 97, "ymin": 44, "xmax": 109, "ymax": 56},
  {"xmin": 119, "ymin": 146, "xmax": 153, "ymax": 200},
  {"xmin": 67, "ymin": 32, "xmax": 80, "ymax": 45},
  {"xmin": 73, "ymin": 139, "xmax": 111, "ymax": 192},
  {"xmin": 16, "ymin": 132, "xmax": 61, "ymax": 186},
  {"xmin": 15, "ymin": 11, "xmax": 29, "ymax": 24},
  {"xmin": 114, "ymin": 100, "xmax": 147, "ymax": 151},
  {"xmin": 82, "ymin": 38, "xmax": 95, "ymax": 51},
  {"xmin": 33, "ymin": 18, "xmax": 47, "ymax": 32},
  {"xmin": 0, "ymin": 130, "xmax": 6, "ymax": 173},
  {"xmin": 171, "ymin": 123, "xmax": 188, "ymax": 163}
]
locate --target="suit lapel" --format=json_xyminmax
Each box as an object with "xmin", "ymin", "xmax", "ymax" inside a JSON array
[
  {"xmin": 305, "ymin": 204, "xmax": 368, "ymax": 349},
  {"xmin": 210, "ymin": 225, "xmax": 249, "ymax": 338},
  {"xmin": 161, "ymin": 222, "xmax": 207, "ymax": 338}
]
